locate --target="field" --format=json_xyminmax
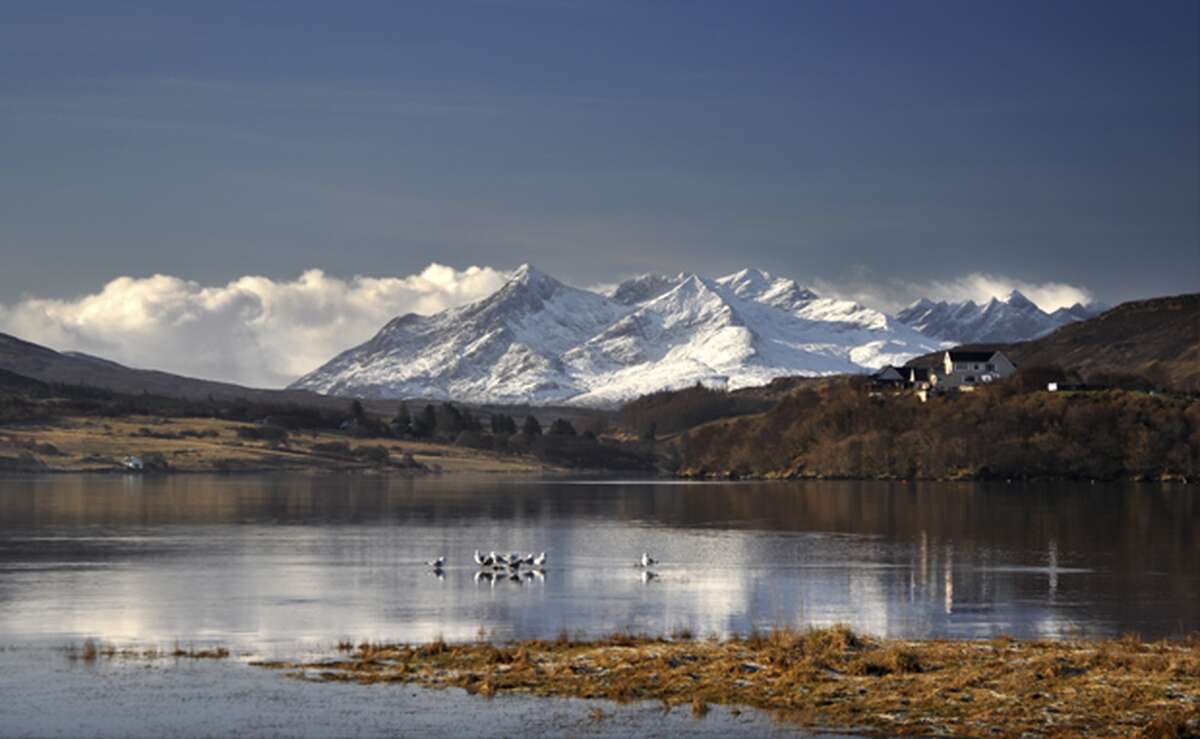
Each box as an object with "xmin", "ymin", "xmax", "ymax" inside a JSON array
[{"xmin": 0, "ymin": 415, "xmax": 553, "ymax": 475}]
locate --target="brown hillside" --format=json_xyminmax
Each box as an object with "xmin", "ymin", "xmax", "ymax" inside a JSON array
[{"xmin": 0, "ymin": 332, "xmax": 345, "ymax": 408}]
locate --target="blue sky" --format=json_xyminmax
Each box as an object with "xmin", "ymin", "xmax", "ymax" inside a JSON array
[{"xmin": 1, "ymin": 0, "xmax": 1197, "ymax": 305}]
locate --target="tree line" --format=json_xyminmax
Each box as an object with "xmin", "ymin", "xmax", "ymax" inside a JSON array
[{"xmin": 664, "ymin": 375, "xmax": 1199, "ymax": 482}]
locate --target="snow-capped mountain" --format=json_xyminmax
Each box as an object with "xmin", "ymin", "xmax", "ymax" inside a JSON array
[
  {"xmin": 895, "ymin": 291, "xmax": 1102, "ymax": 344},
  {"xmin": 290, "ymin": 265, "xmax": 941, "ymax": 406}
]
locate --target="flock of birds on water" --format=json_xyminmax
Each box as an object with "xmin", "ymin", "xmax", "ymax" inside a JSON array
[{"xmin": 423, "ymin": 551, "xmax": 660, "ymax": 584}]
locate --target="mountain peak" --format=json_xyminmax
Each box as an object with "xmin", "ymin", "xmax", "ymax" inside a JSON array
[
  {"xmin": 1004, "ymin": 289, "xmax": 1038, "ymax": 310},
  {"xmin": 718, "ymin": 268, "xmax": 773, "ymax": 292},
  {"xmin": 510, "ymin": 263, "xmax": 551, "ymax": 284},
  {"xmin": 497, "ymin": 263, "xmax": 564, "ymax": 298},
  {"xmin": 729, "ymin": 267, "xmax": 772, "ymax": 281},
  {"xmin": 608, "ymin": 272, "xmax": 684, "ymax": 305}
]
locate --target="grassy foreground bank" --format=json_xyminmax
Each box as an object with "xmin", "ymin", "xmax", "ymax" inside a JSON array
[
  {"xmin": 0, "ymin": 415, "xmax": 553, "ymax": 475},
  {"xmin": 258, "ymin": 627, "xmax": 1200, "ymax": 737}
]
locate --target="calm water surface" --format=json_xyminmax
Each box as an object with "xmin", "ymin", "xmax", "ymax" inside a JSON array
[{"xmin": 0, "ymin": 474, "xmax": 1196, "ymax": 652}]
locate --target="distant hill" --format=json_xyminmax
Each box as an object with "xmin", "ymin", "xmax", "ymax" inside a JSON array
[
  {"xmin": 0, "ymin": 367, "xmax": 50, "ymax": 394},
  {"xmin": 905, "ymin": 293, "xmax": 1200, "ymax": 391},
  {"xmin": 0, "ymin": 331, "xmax": 346, "ymax": 408}
]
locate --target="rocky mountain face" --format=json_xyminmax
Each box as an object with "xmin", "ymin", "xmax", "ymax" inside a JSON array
[
  {"xmin": 895, "ymin": 291, "xmax": 1102, "ymax": 344},
  {"xmin": 289, "ymin": 265, "xmax": 941, "ymax": 406}
]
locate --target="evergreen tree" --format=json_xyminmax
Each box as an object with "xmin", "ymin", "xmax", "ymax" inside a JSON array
[
  {"xmin": 392, "ymin": 403, "xmax": 412, "ymax": 435},
  {"xmin": 522, "ymin": 415, "xmax": 543, "ymax": 436},
  {"xmin": 440, "ymin": 402, "xmax": 465, "ymax": 434},
  {"xmin": 460, "ymin": 408, "xmax": 482, "ymax": 432},
  {"xmin": 491, "ymin": 413, "xmax": 517, "ymax": 435},
  {"xmin": 548, "ymin": 418, "xmax": 577, "ymax": 436},
  {"xmin": 411, "ymin": 404, "xmax": 438, "ymax": 438}
]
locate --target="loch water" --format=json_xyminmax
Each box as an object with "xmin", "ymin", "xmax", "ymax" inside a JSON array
[{"xmin": 1, "ymin": 474, "xmax": 1195, "ymax": 651}]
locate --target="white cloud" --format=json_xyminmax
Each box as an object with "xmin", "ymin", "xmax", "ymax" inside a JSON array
[
  {"xmin": 813, "ymin": 272, "xmax": 1094, "ymax": 314},
  {"xmin": 0, "ymin": 264, "xmax": 509, "ymax": 388}
]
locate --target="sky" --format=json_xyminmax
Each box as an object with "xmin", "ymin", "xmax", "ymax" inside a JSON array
[{"xmin": 0, "ymin": 1, "xmax": 1196, "ymax": 385}]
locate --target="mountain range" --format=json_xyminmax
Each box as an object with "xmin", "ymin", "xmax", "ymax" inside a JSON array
[
  {"xmin": 290, "ymin": 265, "xmax": 948, "ymax": 406},
  {"xmin": 0, "ymin": 269, "xmax": 1181, "ymax": 407},
  {"xmin": 896, "ymin": 291, "xmax": 1102, "ymax": 344}
]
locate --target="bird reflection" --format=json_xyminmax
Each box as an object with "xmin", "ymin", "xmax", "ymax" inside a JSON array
[
  {"xmin": 641, "ymin": 570, "xmax": 658, "ymax": 584},
  {"xmin": 473, "ymin": 569, "xmax": 545, "ymax": 586}
]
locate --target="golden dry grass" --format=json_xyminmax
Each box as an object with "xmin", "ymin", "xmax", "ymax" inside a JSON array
[
  {"xmin": 0, "ymin": 415, "xmax": 551, "ymax": 475},
  {"xmin": 257, "ymin": 627, "xmax": 1200, "ymax": 737}
]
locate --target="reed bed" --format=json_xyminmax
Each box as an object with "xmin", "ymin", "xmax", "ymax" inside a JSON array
[
  {"xmin": 256, "ymin": 627, "xmax": 1200, "ymax": 737},
  {"xmin": 65, "ymin": 640, "xmax": 230, "ymax": 661}
]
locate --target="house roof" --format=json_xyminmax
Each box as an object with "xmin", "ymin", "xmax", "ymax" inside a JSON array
[
  {"xmin": 946, "ymin": 350, "xmax": 996, "ymax": 362},
  {"xmin": 872, "ymin": 366, "xmax": 905, "ymax": 379}
]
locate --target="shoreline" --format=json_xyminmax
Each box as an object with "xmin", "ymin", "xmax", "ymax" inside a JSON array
[
  {"xmin": 3, "ymin": 466, "xmax": 1194, "ymax": 485},
  {"xmin": 673, "ymin": 469, "xmax": 1196, "ymax": 485},
  {"xmin": 0, "ymin": 414, "xmax": 561, "ymax": 477},
  {"xmin": 2, "ymin": 413, "xmax": 1195, "ymax": 485},
  {"xmin": 243, "ymin": 627, "xmax": 1200, "ymax": 737}
]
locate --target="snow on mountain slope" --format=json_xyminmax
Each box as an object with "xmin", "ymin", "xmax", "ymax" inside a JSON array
[
  {"xmin": 606, "ymin": 273, "xmax": 685, "ymax": 306},
  {"xmin": 289, "ymin": 265, "xmax": 625, "ymax": 403},
  {"xmin": 290, "ymin": 265, "xmax": 942, "ymax": 406},
  {"xmin": 896, "ymin": 290, "xmax": 1102, "ymax": 344}
]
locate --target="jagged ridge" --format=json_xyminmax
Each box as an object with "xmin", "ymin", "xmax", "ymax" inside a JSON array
[
  {"xmin": 289, "ymin": 265, "xmax": 942, "ymax": 406},
  {"xmin": 895, "ymin": 290, "xmax": 1102, "ymax": 344}
]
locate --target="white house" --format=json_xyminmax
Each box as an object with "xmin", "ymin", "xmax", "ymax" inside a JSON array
[
  {"xmin": 870, "ymin": 351, "xmax": 1014, "ymax": 397},
  {"xmin": 938, "ymin": 350, "xmax": 1016, "ymax": 390}
]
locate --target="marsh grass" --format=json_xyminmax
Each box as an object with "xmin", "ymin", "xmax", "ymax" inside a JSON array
[
  {"xmin": 256, "ymin": 626, "xmax": 1200, "ymax": 737},
  {"xmin": 669, "ymin": 626, "xmax": 694, "ymax": 641},
  {"xmin": 66, "ymin": 640, "xmax": 230, "ymax": 661}
]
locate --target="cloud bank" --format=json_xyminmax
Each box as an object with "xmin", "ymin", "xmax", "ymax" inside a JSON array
[
  {"xmin": 0, "ymin": 265, "xmax": 1094, "ymax": 388},
  {"xmin": 0, "ymin": 264, "xmax": 508, "ymax": 388}
]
